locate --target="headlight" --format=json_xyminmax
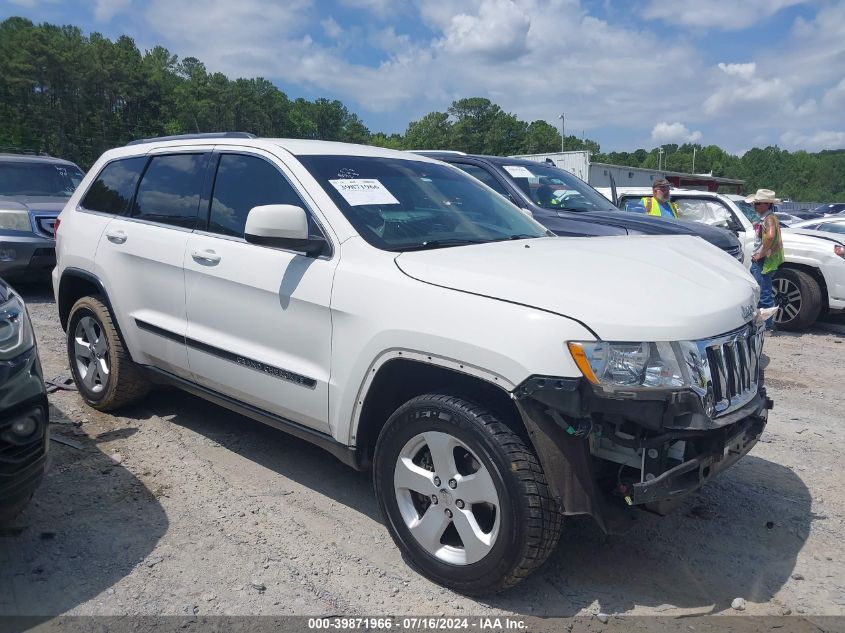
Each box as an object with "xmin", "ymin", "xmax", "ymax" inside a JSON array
[
  {"xmin": 0, "ymin": 209, "xmax": 32, "ymax": 232},
  {"xmin": 0, "ymin": 294, "xmax": 35, "ymax": 359},
  {"xmin": 567, "ymin": 341, "xmax": 689, "ymax": 391}
]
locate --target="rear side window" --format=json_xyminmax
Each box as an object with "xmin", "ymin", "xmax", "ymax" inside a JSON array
[
  {"xmin": 81, "ymin": 157, "xmax": 147, "ymax": 215},
  {"xmin": 132, "ymin": 153, "xmax": 209, "ymax": 229},
  {"xmin": 209, "ymin": 154, "xmax": 308, "ymax": 238},
  {"xmin": 822, "ymin": 222, "xmax": 845, "ymax": 234}
]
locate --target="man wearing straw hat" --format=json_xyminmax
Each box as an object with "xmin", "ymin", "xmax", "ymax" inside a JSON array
[{"xmin": 747, "ymin": 188, "xmax": 784, "ymax": 331}]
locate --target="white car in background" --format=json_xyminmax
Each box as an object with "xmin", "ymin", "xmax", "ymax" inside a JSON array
[
  {"xmin": 600, "ymin": 187, "xmax": 845, "ymax": 330},
  {"xmin": 790, "ymin": 216, "xmax": 845, "ymax": 236}
]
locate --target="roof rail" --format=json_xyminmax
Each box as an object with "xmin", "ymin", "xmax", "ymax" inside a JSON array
[
  {"xmin": 408, "ymin": 149, "xmax": 467, "ymax": 155},
  {"xmin": 126, "ymin": 132, "xmax": 257, "ymax": 146},
  {"xmin": 0, "ymin": 147, "xmax": 50, "ymax": 156}
]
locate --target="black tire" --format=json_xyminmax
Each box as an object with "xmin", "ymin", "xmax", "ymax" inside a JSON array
[
  {"xmin": 773, "ymin": 268, "xmax": 822, "ymax": 331},
  {"xmin": 373, "ymin": 393, "xmax": 562, "ymax": 595},
  {"xmin": 66, "ymin": 296, "xmax": 150, "ymax": 411}
]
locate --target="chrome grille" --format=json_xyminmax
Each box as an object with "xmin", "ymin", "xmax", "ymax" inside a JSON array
[{"xmin": 697, "ymin": 324, "xmax": 764, "ymax": 416}]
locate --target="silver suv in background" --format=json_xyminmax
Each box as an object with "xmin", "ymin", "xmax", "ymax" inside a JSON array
[{"xmin": 0, "ymin": 152, "xmax": 85, "ymax": 281}]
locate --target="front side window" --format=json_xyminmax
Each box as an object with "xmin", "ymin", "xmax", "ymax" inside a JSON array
[
  {"xmin": 209, "ymin": 154, "xmax": 309, "ymax": 238},
  {"xmin": 452, "ymin": 163, "xmax": 511, "ymax": 199},
  {"xmin": 81, "ymin": 157, "xmax": 147, "ymax": 215},
  {"xmin": 297, "ymin": 155, "xmax": 547, "ymax": 251},
  {"xmin": 133, "ymin": 153, "xmax": 208, "ymax": 229},
  {"xmin": 493, "ymin": 161, "xmax": 617, "ymax": 212},
  {"xmin": 734, "ymin": 200, "xmax": 759, "ymax": 224},
  {"xmin": 0, "ymin": 161, "xmax": 85, "ymax": 198}
]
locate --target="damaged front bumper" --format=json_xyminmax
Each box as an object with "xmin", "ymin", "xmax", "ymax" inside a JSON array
[{"xmin": 513, "ymin": 375, "xmax": 772, "ymax": 534}]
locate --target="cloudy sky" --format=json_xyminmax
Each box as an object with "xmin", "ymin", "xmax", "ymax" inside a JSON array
[{"xmin": 3, "ymin": 0, "xmax": 844, "ymax": 154}]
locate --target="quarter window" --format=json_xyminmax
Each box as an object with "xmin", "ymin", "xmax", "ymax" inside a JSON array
[
  {"xmin": 81, "ymin": 157, "xmax": 147, "ymax": 215},
  {"xmin": 132, "ymin": 153, "xmax": 208, "ymax": 229},
  {"xmin": 209, "ymin": 154, "xmax": 309, "ymax": 238}
]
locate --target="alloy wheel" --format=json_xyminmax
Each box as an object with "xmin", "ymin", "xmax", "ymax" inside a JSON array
[
  {"xmin": 773, "ymin": 277, "xmax": 802, "ymax": 324},
  {"xmin": 394, "ymin": 431, "xmax": 500, "ymax": 565},
  {"xmin": 73, "ymin": 315, "xmax": 110, "ymax": 394}
]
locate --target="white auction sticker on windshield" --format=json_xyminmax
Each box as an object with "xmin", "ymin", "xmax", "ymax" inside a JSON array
[
  {"xmin": 329, "ymin": 179, "xmax": 400, "ymax": 206},
  {"xmin": 502, "ymin": 165, "xmax": 535, "ymax": 179}
]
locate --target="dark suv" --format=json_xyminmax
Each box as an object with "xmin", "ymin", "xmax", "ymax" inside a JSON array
[
  {"xmin": 415, "ymin": 152, "xmax": 743, "ymax": 261},
  {"xmin": 0, "ymin": 153, "xmax": 85, "ymax": 280},
  {"xmin": 0, "ymin": 278, "xmax": 49, "ymax": 522}
]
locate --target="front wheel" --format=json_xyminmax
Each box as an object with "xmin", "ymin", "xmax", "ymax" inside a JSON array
[
  {"xmin": 373, "ymin": 394, "xmax": 561, "ymax": 595},
  {"xmin": 66, "ymin": 296, "xmax": 150, "ymax": 410},
  {"xmin": 773, "ymin": 268, "xmax": 822, "ymax": 330}
]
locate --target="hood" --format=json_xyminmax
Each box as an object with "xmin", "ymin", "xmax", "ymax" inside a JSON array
[
  {"xmin": 0, "ymin": 195, "xmax": 67, "ymax": 215},
  {"xmin": 576, "ymin": 210, "xmax": 740, "ymax": 249},
  {"xmin": 395, "ymin": 235, "xmax": 758, "ymax": 342},
  {"xmin": 784, "ymin": 228, "xmax": 845, "ymax": 246}
]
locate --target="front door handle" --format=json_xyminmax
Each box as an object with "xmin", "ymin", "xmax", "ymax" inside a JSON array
[
  {"xmin": 191, "ymin": 249, "xmax": 221, "ymax": 265},
  {"xmin": 105, "ymin": 229, "xmax": 127, "ymax": 244}
]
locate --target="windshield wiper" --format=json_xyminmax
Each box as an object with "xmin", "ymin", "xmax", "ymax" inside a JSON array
[
  {"xmin": 489, "ymin": 233, "xmax": 539, "ymax": 242},
  {"xmin": 390, "ymin": 238, "xmax": 486, "ymax": 252}
]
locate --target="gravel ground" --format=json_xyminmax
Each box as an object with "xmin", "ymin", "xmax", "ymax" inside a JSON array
[{"xmin": 2, "ymin": 281, "xmax": 844, "ymax": 619}]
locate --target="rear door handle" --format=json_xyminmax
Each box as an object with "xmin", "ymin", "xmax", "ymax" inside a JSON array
[
  {"xmin": 105, "ymin": 229, "xmax": 127, "ymax": 244},
  {"xmin": 191, "ymin": 249, "xmax": 221, "ymax": 265}
]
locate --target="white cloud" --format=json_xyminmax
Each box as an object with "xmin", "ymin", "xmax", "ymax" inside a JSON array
[
  {"xmin": 321, "ymin": 16, "xmax": 342, "ymax": 39},
  {"xmin": 369, "ymin": 27, "xmax": 412, "ymax": 54},
  {"xmin": 702, "ymin": 61, "xmax": 788, "ymax": 117},
  {"xmin": 780, "ymin": 129, "xmax": 845, "ymax": 152},
  {"xmin": 650, "ymin": 122, "xmax": 703, "ymax": 144},
  {"xmin": 437, "ymin": 0, "xmax": 531, "ymax": 62},
  {"xmin": 783, "ymin": 98, "xmax": 817, "ymax": 117},
  {"xmin": 821, "ymin": 77, "xmax": 845, "ymax": 110},
  {"xmin": 717, "ymin": 62, "xmax": 756, "ymax": 80},
  {"xmin": 143, "ymin": 0, "xmax": 313, "ymax": 78},
  {"xmin": 119, "ymin": 0, "xmax": 842, "ymax": 153},
  {"xmin": 643, "ymin": 0, "xmax": 812, "ymax": 31},
  {"xmin": 94, "ymin": 0, "xmax": 130, "ymax": 21}
]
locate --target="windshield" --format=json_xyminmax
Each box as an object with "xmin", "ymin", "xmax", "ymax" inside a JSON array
[
  {"xmin": 297, "ymin": 155, "xmax": 548, "ymax": 251},
  {"xmin": 495, "ymin": 161, "xmax": 617, "ymax": 212},
  {"xmin": 734, "ymin": 200, "xmax": 759, "ymax": 224},
  {"xmin": 0, "ymin": 161, "xmax": 85, "ymax": 197}
]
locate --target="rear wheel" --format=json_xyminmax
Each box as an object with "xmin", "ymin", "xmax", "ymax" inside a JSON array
[
  {"xmin": 66, "ymin": 296, "xmax": 150, "ymax": 410},
  {"xmin": 773, "ymin": 268, "xmax": 822, "ymax": 330},
  {"xmin": 373, "ymin": 393, "xmax": 561, "ymax": 595}
]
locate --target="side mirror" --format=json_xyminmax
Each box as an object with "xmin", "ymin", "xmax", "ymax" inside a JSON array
[{"xmin": 244, "ymin": 204, "xmax": 326, "ymax": 257}]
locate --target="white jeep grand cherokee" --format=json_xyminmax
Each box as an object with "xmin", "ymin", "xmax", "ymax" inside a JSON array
[{"xmin": 53, "ymin": 133, "xmax": 771, "ymax": 595}]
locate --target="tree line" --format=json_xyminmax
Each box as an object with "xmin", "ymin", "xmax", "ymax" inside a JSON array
[{"xmin": 1, "ymin": 17, "xmax": 842, "ymax": 202}]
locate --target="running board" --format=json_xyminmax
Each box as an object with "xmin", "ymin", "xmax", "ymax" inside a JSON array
[{"xmin": 141, "ymin": 366, "xmax": 361, "ymax": 470}]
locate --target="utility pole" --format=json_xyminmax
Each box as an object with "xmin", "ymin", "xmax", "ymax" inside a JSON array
[
  {"xmin": 692, "ymin": 146, "xmax": 697, "ymax": 173},
  {"xmin": 558, "ymin": 113, "xmax": 565, "ymax": 153},
  {"xmin": 657, "ymin": 147, "xmax": 665, "ymax": 171}
]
